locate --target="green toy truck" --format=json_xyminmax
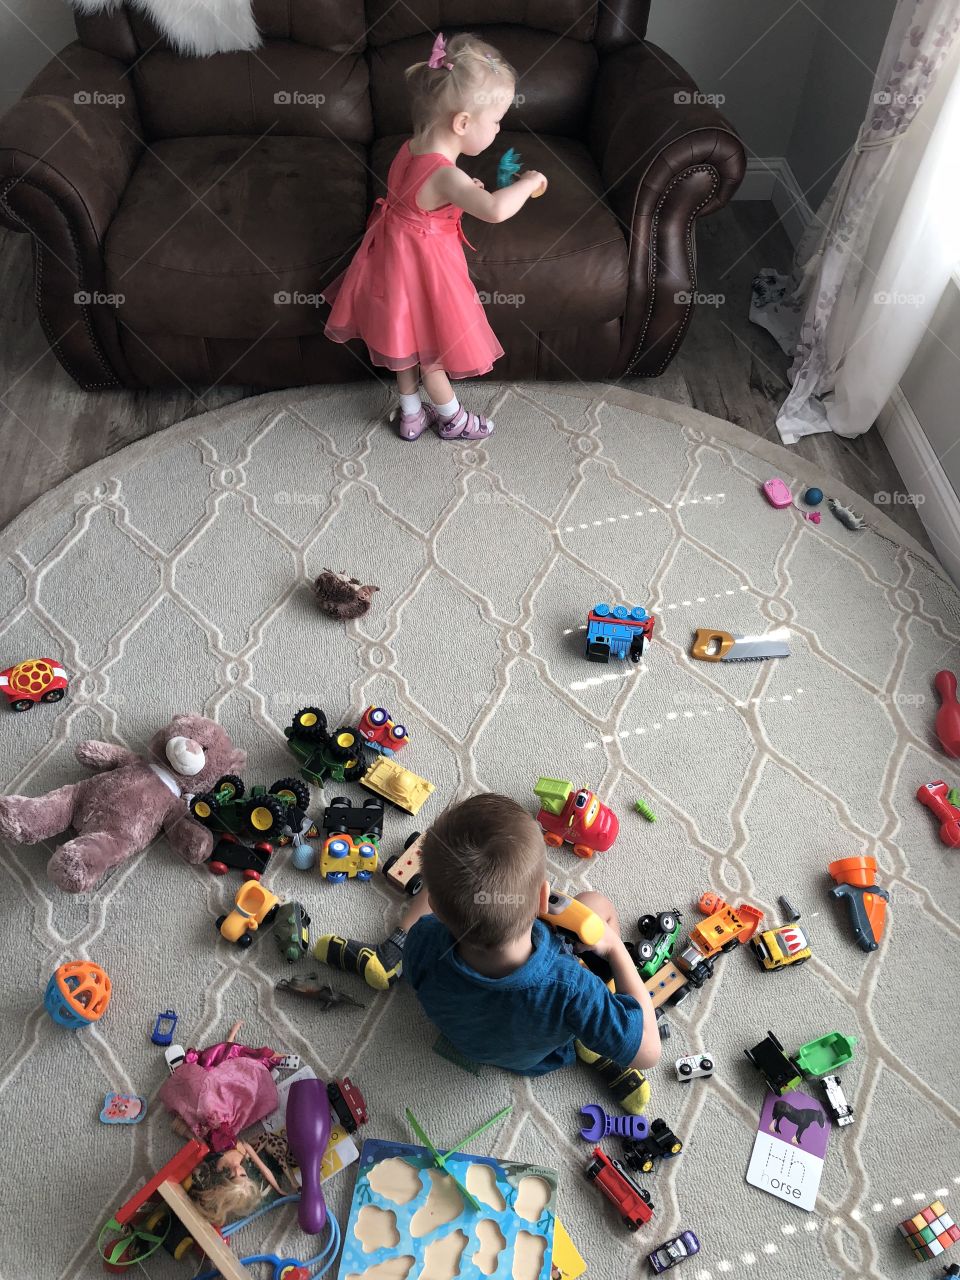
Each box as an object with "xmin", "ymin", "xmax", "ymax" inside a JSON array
[{"xmin": 189, "ymin": 774, "xmax": 313, "ymax": 844}]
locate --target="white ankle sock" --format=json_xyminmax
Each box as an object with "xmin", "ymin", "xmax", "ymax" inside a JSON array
[
  {"xmin": 399, "ymin": 392, "xmax": 422, "ymax": 416},
  {"xmin": 433, "ymin": 396, "xmax": 460, "ymax": 420}
]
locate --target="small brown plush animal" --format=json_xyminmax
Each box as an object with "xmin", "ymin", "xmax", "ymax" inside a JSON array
[{"xmin": 313, "ymin": 569, "xmax": 378, "ymax": 620}]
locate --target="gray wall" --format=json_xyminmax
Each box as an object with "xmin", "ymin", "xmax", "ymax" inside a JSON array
[
  {"xmin": 785, "ymin": 0, "xmax": 899, "ymax": 211},
  {"xmin": 900, "ymin": 279, "xmax": 960, "ymax": 496}
]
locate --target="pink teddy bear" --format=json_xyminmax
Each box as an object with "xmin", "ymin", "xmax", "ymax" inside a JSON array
[{"xmin": 0, "ymin": 713, "xmax": 245, "ymax": 893}]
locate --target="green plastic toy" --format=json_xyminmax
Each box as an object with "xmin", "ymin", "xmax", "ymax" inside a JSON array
[
  {"xmin": 795, "ymin": 1031, "xmax": 856, "ymax": 1077},
  {"xmin": 405, "ymin": 1104, "xmax": 513, "ymax": 1212},
  {"xmin": 533, "ymin": 777, "xmax": 572, "ymax": 817}
]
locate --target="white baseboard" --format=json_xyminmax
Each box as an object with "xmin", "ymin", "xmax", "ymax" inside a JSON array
[
  {"xmin": 877, "ymin": 384, "xmax": 960, "ymax": 586},
  {"xmin": 735, "ymin": 157, "xmax": 816, "ymax": 249}
]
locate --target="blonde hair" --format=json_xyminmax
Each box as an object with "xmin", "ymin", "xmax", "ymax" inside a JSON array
[
  {"xmin": 405, "ymin": 33, "xmax": 518, "ymax": 136},
  {"xmin": 421, "ymin": 793, "xmax": 545, "ymax": 948},
  {"xmin": 188, "ymin": 1155, "xmax": 271, "ymax": 1226}
]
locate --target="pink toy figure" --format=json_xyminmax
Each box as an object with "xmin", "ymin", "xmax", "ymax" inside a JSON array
[
  {"xmin": 158, "ymin": 1034, "xmax": 285, "ymax": 1152},
  {"xmin": 934, "ymin": 671, "xmax": 960, "ymax": 757},
  {"xmin": 322, "ymin": 32, "xmax": 547, "ymax": 444},
  {"xmin": 286, "ymin": 1078, "xmax": 332, "ymax": 1234}
]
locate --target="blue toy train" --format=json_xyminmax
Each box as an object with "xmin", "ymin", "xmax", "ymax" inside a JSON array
[{"xmin": 585, "ymin": 603, "xmax": 655, "ymax": 663}]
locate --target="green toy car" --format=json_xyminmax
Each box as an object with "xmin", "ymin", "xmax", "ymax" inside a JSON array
[
  {"xmin": 274, "ymin": 902, "xmax": 311, "ymax": 963},
  {"xmin": 628, "ymin": 911, "xmax": 682, "ymax": 980},
  {"xmin": 795, "ymin": 1031, "xmax": 856, "ymax": 1077},
  {"xmin": 190, "ymin": 774, "xmax": 313, "ymax": 844},
  {"xmin": 285, "ymin": 707, "xmax": 372, "ymax": 786}
]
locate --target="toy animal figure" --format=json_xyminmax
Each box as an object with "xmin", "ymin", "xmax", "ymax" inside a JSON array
[
  {"xmin": 769, "ymin": 1098, "xmax": 825, "ymax": 1147},
  {"xmin": 312, "ymin": 569, "xmax": 379, "ymax": 620},
  {"xmin": 828, "ymin": 498, "xmax": 866, "ymax": 530},
  {"xmin": 0, "ymin": 713, "xmax": 245, "ymax": 893}
]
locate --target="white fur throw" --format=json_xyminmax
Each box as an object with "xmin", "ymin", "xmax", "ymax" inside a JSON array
[{"xmin": 68, "ymin": 0, "xmax": 262, "ymax": 56}]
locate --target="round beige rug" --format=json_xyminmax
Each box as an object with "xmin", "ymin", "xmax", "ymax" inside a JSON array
[{"xmin": 0, "ymin": 381, "xmax": 957, "ymax": 1280}]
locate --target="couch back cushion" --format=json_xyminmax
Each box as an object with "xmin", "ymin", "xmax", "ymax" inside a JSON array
[
  {"xmin": 74, "ymin": 0, "xmax": 372, "ymax": 142},
  {"xmin": 371, "ymin": 26, "xmax": 598, "ymax": 138}
]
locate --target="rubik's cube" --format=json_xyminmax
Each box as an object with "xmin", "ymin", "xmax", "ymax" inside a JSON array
[{"xmin": 897, "ymin": 1201, "xmax": 959, "ymax": 1261}]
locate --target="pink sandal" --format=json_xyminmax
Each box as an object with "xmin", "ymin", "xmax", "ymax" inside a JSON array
[
  {"xmin": 389, "ymin": 402, "xmax": 439, "ymax": 442},
  {"xmin": 437, "ymin": 406, "xmax": 495, "ymax": 441}
]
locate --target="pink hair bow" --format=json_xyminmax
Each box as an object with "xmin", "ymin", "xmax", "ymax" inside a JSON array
[{"xmin": 428, "ymin": 32, "xmax": 454, "ymax": 71}]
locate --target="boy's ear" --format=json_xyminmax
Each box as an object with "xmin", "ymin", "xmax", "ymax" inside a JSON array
[{"xmin": 538, "ymin": 880, "xmax": 550, "ymax": 914}]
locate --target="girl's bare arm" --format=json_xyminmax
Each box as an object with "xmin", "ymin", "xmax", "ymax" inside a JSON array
[{"xmin": 426, "ymin": 165, "xmax": 546, "ymax": 223}]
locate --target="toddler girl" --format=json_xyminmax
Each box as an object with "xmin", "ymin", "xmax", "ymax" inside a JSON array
[{"xmin": 322, "ymin": 32, "xmax": 547, "ymax": 442}]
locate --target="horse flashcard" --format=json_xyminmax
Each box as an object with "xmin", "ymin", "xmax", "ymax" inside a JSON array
[{"xmin": 745, "ymin": 1088, "xmax": 830, "ymax": 1212}]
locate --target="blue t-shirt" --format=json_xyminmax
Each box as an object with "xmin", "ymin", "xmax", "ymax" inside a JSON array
[{"xmin": 403, "ymin": 916, "xmax": 645, "ymax": 1076}]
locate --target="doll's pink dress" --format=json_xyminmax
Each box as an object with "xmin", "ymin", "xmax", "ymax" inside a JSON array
[
  {"xmin": 157, "ymin": 1040, "xmax": 283, "ymax": 1151},
  {"xmin": 323, "ymin": 142, "xmax": 505, "ymax": 379}
]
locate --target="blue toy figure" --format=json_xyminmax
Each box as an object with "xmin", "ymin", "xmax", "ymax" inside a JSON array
[
  {"xmin": 496, "ymin": 147, "xmax": 524, "ymax": 188},
  {"xmin": 585, "ymin": 603, "xmax": 655, "ymax": 663}
]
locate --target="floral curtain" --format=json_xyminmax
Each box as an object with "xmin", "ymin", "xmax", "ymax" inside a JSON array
[{"xmin": 750, "ymin": 0, "xmax": 960, "ymax": 444}]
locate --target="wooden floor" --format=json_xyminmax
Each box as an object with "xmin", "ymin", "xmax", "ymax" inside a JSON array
[{"xmin": 0, "ymin": 201, "xmax": 931, "ymax": 550}]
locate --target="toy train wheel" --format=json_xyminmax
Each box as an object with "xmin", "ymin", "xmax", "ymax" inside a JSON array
[
  {"xmin": 270, "ymin": 777, "xmax": 310, "ymax": 810},
  {"xmin": 292, "ymin": 707, "xmax": 328, "ymax": 740},
  {"xmin": 213, "ymin": 774, "xmax": 245, "ymax": 800},
  {"xmin": 408, "ymin": 874, "xmax": 423, "ymax": 896}
]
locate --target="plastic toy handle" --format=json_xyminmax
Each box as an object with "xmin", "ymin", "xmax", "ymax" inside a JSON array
[{"xmin": 286, "ymin": 1079, "xmax": 331, "ymax": 1234}]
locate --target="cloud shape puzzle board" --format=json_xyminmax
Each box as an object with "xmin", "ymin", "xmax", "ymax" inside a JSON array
[{"xmin": 339, "ymin": 1139, "xmax": 557, "ymax": 1280}]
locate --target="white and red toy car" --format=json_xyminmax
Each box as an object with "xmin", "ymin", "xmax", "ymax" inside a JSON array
[
  {"xmin": 357, "ymin": 706, "xmax": 409, "ymax": 756},
  {"xmin": 675, "ymin": 1053, "xmax": 714, "ymax": 1083}
]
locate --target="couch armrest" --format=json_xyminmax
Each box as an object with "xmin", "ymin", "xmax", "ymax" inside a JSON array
[
  {"xmin": 590, "ymin": 42, "xmax": 746, "ymax": 375},
  {"xmin": 0, "ymin": 42, "xmax": 144, "ymax": 387}
]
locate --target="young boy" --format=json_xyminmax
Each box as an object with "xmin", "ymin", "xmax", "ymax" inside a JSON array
[{"xmin": 314, "ymin": 793, "xmax": 661, "ymax": 1112}]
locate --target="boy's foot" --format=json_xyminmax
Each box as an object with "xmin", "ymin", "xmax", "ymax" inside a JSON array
[
  {"xmin": 574, "ymin": 1040, "xmax": 651, "ymax": 1115},
  {"xmin": 389, "ymin": 402, "xmax": 439, "ymax": 442},
  {"xmin": 436, "ymin": 405, "xmax": 495, "ymax": 441},
  {"xmin": 312, "ymin": 928, "xmax": 406, "ymax": 991}
]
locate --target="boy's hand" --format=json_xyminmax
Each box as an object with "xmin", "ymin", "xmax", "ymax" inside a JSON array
[{"xmin": 575, "ymin": 917, "xmax": 623, "ymax": 960}]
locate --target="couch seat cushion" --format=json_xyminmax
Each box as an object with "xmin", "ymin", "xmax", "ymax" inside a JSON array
[
  {"xmin": 371, "ymin": 133, "xmax": 628, "ymax": 329},
  {"xmin": 105, "ymin": 135, "xmax": 368, "ymax": 338}
]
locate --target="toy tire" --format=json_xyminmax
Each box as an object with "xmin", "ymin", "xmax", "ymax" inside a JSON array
[
  {"xmin": 10, "ymin": 698, "xmax": 33, "ymax": 712},
  {"xmin": 263, "ymin": 904, "xmax": 280, "ymax": 927},
  {"xmin": 325, "ymin": 871, "xmax": 348, "ymax": 883},
  {"xmin": 42, "ymin": 688, "xmax": 66, "ymax": 703},
  {"xmin": 357, "ymin": 871, "xmax": 372, "ymax": 881},
  {"xmin": 657, "ymin": 912, "xmax": 678, "ymax": 934},
  {"xmin": 328, "ymin": 795, "xmax": 349, "ymax": 810},
  {"xmin": 624, "ymin": 1219, "xmax": 639, "ymax": 1232},
  {"xmin": 343, "ymin": 760, "xmax": 368, "ymax": 783},
  {"xmin": 407, "ymin": 874, "xmax": 423, "ymax": 896},
  {"xmin": 212, "ymin": 774, "xmax": 245, "ymax": 800},
  {"xmin": 403, "ymin": 830, "xmax": 422, "ymax": 850},
  {"xmin": 584, "ymin": 1161, "xmax": 602, "ymax": 1181},
  {"xmin": 636, "ymin": 941, "xmax": 655, "ymax": 964},
  {"xmin": 208, "ymin": 861, "xmax": 228, "ymax": 876},
  {"xmin": 678, "ymin": 1062, "xmax": 692, "ymax": 1077},
  {"xmin": 245, "ymin": 794, "xmax": 285, "ymax": 837},
  {"xmin": 215, "ymin": 915, "xmax": 227, "ymax": 931},
  {"xmin": 291, "ymin": 708, "xmax": 328, "ymax": 741},
  {"xmin": 701, "ymin": 1058, "xmax": 713, "ymax": 1072},
  {"xmin": 191, "ymin": 792, "xmax": 221, "ymax": 824},
  {"xmin": 237, "ymin": 934, "xmax": 254, "ymax": 950},
  {"xmin": 270, "ymin": 777, "xmax": 310, "ymax": 810}
]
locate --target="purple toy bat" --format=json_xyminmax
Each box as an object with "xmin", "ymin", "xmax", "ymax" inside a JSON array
[{"xmin": 286, "ymin": 1078, "xmax": 332, "ymax": 1234}]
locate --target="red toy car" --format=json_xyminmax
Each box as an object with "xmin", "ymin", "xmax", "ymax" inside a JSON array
[
  {"xmin": 357, "ymin": 705, "xmax": 409, "ymax": 756},
  {"xmin": 584, "ymin": 1146, "xmax": 654, "ymax": 1230},
  {"xmin": 0, "ymin": 658, "xmax": 68, "ymax": 712},
  {"xmin": 328, "ymin": 1077, "xmax": 367, "ymax": 1132},
  {"xmin": 534, "ymin": 778, "xmax": 619, "ymax": 859}
]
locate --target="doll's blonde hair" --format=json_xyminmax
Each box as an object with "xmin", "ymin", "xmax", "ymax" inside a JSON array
[
  {"xmin": 189, "ymin": 1156, "xmax": 271, "ymax": 1226},
  {"xmin": 405, "ymin": 33, "xmax": 518, "ymax": 136}
]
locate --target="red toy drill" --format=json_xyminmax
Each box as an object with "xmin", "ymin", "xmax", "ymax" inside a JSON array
[
  {"xmin": 916, "ymin": 780, "xmax": 960, "ymax": 848},
  {"xmin": 828, "ymin": 857, "xmax": 888, "ymax": 952}
]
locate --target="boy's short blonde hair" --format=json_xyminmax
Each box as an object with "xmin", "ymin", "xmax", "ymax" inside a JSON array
[
  {"xmin": 421, "ymin": 793, "xmax": 546, "ymax": 948},
  {"xmin": 405, "ymin": 32, "xmax": 518, "ymax": 136}
]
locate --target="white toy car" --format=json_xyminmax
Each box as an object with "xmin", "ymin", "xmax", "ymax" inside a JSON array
[
  {"xmin": 675, "ymin": 1053, "xmax": 714, "ymax": 1083},
  {"xmin": 821, "ymin": 1073, "xmax": 854, "ymax": 1126}
]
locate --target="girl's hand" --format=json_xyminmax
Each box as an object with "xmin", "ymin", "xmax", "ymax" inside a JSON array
[{"xmin": 523, "ymin": 170, "xmax": 548, "ymax": 197}]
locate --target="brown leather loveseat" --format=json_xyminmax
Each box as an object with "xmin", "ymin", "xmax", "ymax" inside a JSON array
[{"xmin": 0, "ymin": 0, "xmax": 746, "ymax": 391}]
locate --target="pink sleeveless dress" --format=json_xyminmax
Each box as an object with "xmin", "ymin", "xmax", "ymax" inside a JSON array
[{"xmin": 323, "ymin": 142, "xmax": 505, "ymax": 379}]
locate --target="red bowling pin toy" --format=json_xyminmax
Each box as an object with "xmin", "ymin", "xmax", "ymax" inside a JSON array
[{"xmin": 934, "ymin": 670, "xmax": 960, "ymax": 757}]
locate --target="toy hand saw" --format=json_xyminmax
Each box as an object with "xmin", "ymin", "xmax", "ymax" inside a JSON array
[{"xmin": 691, "ymin": 627, "xmax": 790, "ymax": 662}]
